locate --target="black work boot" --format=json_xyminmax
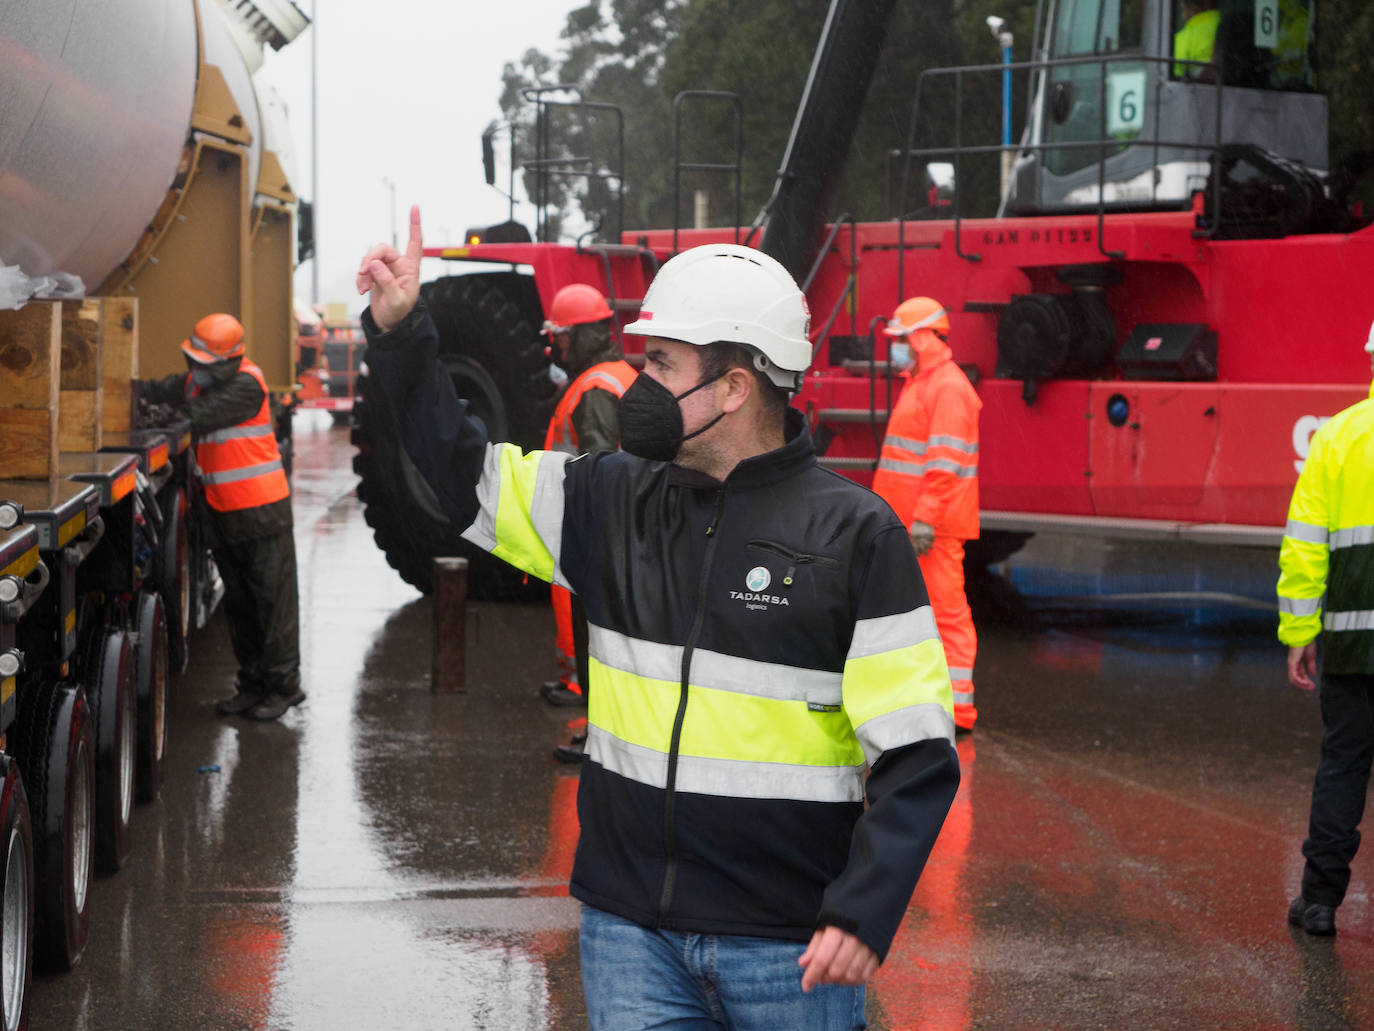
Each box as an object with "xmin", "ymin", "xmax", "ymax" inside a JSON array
[
  {"xmin": 216, "ymin": 676, "xmax": 265, "ymax": 716},
  {"xmin": 540, "ymin": 681, "xmax": 587, "ymax": 707},
  {"xmin": 1288, "ymin": 895, "xmax": 1337, "ymax": 937},
  {"xmin": 246, "ymin": 688, "xmax": 307, "ymax": 721},
  {"xmin": 554, "ymin": 736, "xmax": 586, "ymax": 764}
]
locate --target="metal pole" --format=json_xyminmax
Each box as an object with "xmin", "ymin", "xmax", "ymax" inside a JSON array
[
  {"xmin": 309, "ymin": 0, "xmax": 319, "ymax": 305},
  {"xmin": 1000, "ymin": 32, "xmax": 1014, "ymax": 199},
  {"xmin": 432, "ymin": 557, "xmax": 469, "ymax": 692}
]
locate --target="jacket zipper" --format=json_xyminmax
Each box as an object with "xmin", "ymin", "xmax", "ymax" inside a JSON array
[
  {"xmin": 658, "ymin": 485, "xmax": 728, "ymax": 925},
  {"xmin": 746, "ymin": 539, "xmax": 840, "ymax": 586}
]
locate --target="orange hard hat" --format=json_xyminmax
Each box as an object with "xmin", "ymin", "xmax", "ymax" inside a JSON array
[
  {"xmin": 182, "ymin": 313, "xmax": 246, "ymax": 364},
  {"xmin": 543, "ymin": 283, "xmax": 612, "ymax": 336},
  {"xmin": 884, "ymin": 296, "xmax": 949, "ymax": 337}
]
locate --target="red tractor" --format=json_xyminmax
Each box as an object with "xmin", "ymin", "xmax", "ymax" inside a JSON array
[{"xmin": 352, "ymin": 0, "xmax": 1371, "ymax": 597}]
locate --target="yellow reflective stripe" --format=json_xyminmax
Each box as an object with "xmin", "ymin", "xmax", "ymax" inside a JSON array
[
  {"xmin": 464, "ymin": 443, "xmax": 569, "ymax": 586},
  {"xmin": 65, "ymin": 608, "xmax": 76, "ymax": 635},
  {"xmin": 1, "ymin": 676, "xmax": 12, "ymax": 708},
  {"xmin": 843, "ymin": 636, "xmax": 954, "ymax": 762},
  {"xmin": 0, "ymin": 544, "xmax": 37, "ymax": 581},
  {"xmin": 850, "ymin": 607, "xmax": 940, "ymax": 658},
  {"xmin": 57, "ymin": 510, "xmax": 86, "ymax": 548},
  {"xmin": 587, "ymin": 727, "xmax": 865, "ymax": 803},
  {"xmin": 589, "ymin": 625, "xmax": 843, "ymax": 705},
  {"xmin": 589, "ymin": 658, "xmax": 862, "ymax": 767}
]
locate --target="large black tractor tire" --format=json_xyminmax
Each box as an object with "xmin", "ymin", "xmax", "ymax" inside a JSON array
[
  {"xmin": 353, "ymin": 273, "xmax": 557, "ymax": 597},
  {"xmin": 86, "ymin": 629, "xmax": 135, "ymax": 874},
  {"xmin": 154, "ymin": 487, "xmax": 190, "ymax": 676},
  {"xmin": 13, "ymin": 683, "xmax": 93, "ymax": 973},
  {"xmin": 131, "ymin": 593, "xmax": 168, "ymax": 805},
  {"xmin": 0, "ymin": 755, "xmax": 33, "ymax": 1031}
]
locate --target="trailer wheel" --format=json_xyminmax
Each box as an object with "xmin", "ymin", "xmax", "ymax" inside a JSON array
[
  {"xmin": 156, "ymin": 488, "xmax": 190, "ymax": 676},
  {"xmin": 86, "ymin": 629, "xmax": 135, "ymax": 874},
  {"xmin": 13, "ymin": 684, "xmax": 93, "ymax": 972},
  {"xmin": 964, "ymin": 531, "xmax": 1034, "ymax": 569},
  {"xmin": 352, "ymin": 273, "xmax": 556, "ymax": 596},
  {"xmin": 0, "ymin": 756, "xmax": 33, "ymax": 1031},
  {"xmin": 131, "ymin": 593, "xmax": 167, "ymax": 804}
]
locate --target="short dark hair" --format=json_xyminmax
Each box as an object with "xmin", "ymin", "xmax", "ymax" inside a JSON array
[{"xmin": 698, "ymin": 341, "xmax": 789, "ymax": 421}]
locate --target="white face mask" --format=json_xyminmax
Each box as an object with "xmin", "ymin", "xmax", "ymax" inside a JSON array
[{"xmin": 889, "ymin": 342, "xmax": 912, "ymax": 370}]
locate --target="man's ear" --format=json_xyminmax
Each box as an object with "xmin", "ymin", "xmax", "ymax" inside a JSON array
[{"xmin": 719, "ymin": 366, "xmax": 754, "ymax": 414}]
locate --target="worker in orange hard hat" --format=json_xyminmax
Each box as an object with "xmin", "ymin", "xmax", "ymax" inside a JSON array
[
  {"xmin": 138, "ymin": 313, "xmax": 303, "ymax": 721},
  {"xmin": 870, "ymin": 296, "xmax": 982, "ymax": 731},
  {"xmin": 539, "ymin": 284, "xmax": 635, "ymax": 762}
]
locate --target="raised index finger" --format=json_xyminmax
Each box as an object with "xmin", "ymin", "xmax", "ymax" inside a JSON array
[{"xmin": 405, "ymin": 204, "xmax": 424, "ymax": 262}]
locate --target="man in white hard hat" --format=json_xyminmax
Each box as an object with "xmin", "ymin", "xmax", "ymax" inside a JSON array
[
  {"xmin": 356, "ymin": 207, "xmax": 958, "ymax": 1029},
  {"xmin": 1277, "ymin": 318, "xmax": 1374, "ymax": 938}
]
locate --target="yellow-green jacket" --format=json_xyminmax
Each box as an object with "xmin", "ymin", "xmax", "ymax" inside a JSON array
[{"xmin": 1278, "ymin": 384, "xmax": 1374, "ymax": 672}]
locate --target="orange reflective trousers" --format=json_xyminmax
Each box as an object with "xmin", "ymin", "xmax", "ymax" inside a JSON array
[{"xmin": 919, "ymin": 537, "xmax": 977, "ymax": 730}]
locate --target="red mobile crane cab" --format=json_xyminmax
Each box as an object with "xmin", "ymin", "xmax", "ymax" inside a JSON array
[{"xmin": 353, "ymin": 0, "xmax": 1370, "ymax": 596}]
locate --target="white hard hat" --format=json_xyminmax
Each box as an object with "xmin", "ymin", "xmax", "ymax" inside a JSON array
[
  {"xmin": 624, "ymin": 244, "xmax": 812, "ymax": 390},
  {"xmin": 1366, "ymin": 318, "xmax": 1374, "ymax": 354}
]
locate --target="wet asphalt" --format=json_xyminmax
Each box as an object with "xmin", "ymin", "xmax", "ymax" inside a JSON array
[{"xmin": 28, "ymin": 412, "xmax": 1372, "ymax": 1030}]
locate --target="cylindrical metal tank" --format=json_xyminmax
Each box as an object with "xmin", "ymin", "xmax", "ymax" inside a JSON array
[{"xmin": 0, "ymin": 0, "xmax": 272, "ymax": 291}]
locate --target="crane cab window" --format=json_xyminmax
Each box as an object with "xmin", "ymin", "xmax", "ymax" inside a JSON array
[
  {"xmin": 1050, "ymin": 0, "xmax": 1144, "ymax": 55},
  {"xmin": 1173, "ymin": 0, "xmax": 1315, "ymax": 89}
]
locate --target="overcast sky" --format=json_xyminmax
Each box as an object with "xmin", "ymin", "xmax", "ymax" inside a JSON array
[{"xmin": 260, "ymin": 1, "xmax": 579, "ymax": 314}]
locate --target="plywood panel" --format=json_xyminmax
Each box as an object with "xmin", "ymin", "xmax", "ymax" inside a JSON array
[
  {"xmin": 101, "ymin": 297, "xmax": 139, "ymax": 432},
  {"xmin": 0, "ymin": 303, "xmax": 61, "ymax": 409}
]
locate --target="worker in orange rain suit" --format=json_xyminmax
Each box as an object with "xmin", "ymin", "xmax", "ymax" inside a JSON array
[
  {"xmin": 537, "ymin": 286, "xmax": 637, "ymax": 749},
  {"xmin": 138, "ymin": 313, "xmax": 304, "ymax": 721},
  {"xmin": 870, "ymin": 296, "xmax": 982, "ymax": 731}
]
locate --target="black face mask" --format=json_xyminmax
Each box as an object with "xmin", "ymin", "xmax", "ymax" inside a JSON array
[{"xmin": 618, "ymin": 371, "xmax": 726, "ymax": 462}]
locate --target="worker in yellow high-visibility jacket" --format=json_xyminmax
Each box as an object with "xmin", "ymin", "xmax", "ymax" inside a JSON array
[
  {"xmin": 1278, "ymin": 321, "xmax": 1374, "ymax": 938},
  {"xmin": 1173, "ymin": 0, "xmax": 1220, "ymax": 79}
]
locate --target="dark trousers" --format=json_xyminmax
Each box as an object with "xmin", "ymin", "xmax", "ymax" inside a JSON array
[
  {"xmin": 1301, "ymin": 671, "xmax": 1374, "ymax": 907},
  {"xmin": 214, "ymin": 530, "xmax": 301, "ymax": 694}
]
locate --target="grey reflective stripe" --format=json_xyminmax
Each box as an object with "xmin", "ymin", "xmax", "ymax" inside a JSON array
[
  {"xmin": 877, "ymin": 457, "xmax": 925, "ymax": 476},
  {"xmin": 853, "ymin": 703, "xmax": 955, "ymax": 764},
  {"xmin": 952, "ymin": 688, "xmax": 974, "ymax": 706},
  {"xmin": 200, "ymin": 423, "xmax": 274, "ymax": 445},
  {"xmin": 1278, "ymin": 596, "xmax": 1322, "ymax": 617},
  {"xmin": 587, "ymin": 727, "xmax": 865, "ymax": 803},
  {"xmin": 925, "ymin": 457, "xmax": 977, "ymax": 477},
  {"xmin": 589, "ymin": 625, "xmax": 844, "ymax": 705},
  {"xmin": 1330, "ymin": 526, "xmax": 1374, "ymax": 551},
  {"xmin": 928, "ymin": 434, "xmax": 978, "ymax": 454},
  {"xmin": 200, "ymin": 458, "xmax": 282, "ymax": 485},
  {"xmin": 848, "ymin": 607, "xmax": 940, "ymax": 659},
  {"xmin": 1284, "ymin": 520, "xmax": 1329, "ymax": 545},
  {"xmin": 583, "ymin": 370, "xmax": 629, "ymax": 394},
  {"xmin": 461, "ymin": 444, "xmax": 505, "ymax": 550},
  {"xmin": 1323, "ymin": 609, "xmax": 1374, "ymax": 632},
  {"xmin": 883, "ymin": 435, "xmax": 927, "ymax": 455},
  {"xmin": 947, "ymin": 666, "xmax": 973, "ymax": 681}
]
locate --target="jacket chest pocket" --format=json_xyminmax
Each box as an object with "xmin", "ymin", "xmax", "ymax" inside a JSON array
[{"xmin": 744, "ymin": 540, "xmax": 841, "ymax": 594}]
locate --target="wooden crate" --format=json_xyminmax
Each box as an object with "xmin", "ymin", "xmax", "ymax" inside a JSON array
[
  {"xmin": 101, "ymin": 297, "xmax": 139, "ymax": 433},
  {"xmin": 0, "ymin": 303, "xmax": 62, "ymax": 478},
  {"xmin": 59, "ymin": 299, "xmax": 104, "ymax": 452}
]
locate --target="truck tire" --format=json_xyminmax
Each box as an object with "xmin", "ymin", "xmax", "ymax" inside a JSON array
[
  {"xmin": 964, "ymin": 531, "xmax": 1034, "ymax": 569},
  {"xmin": 131, "ymin": 593, "xmax": 167, "ymax": 805},
  {"xmin": 156, "ymin": 488, "xmax": 190, "ymax": 676},
  {"xmin": 0, "ymin": 755, "xmax": 33, "ymax": 1031},
  {"xmin": 352, "ymin": 273, "xmax": 556, "ymax": 596},
  {"xmin": 13, "ymin": 684, "xmax": 93, "ymax": 973},
  {"xmin": 86, "ymin": 629, "xmax": 135, "ymax": 874}
]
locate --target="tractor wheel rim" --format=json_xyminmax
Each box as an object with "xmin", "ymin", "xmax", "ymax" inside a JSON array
[
  {"xmin": 72, "ymin": 740, "xmax": 91, "ymax": 914},
  {"xmin": 1, "ymin": 826, "xmax": 27, "ymax": 1031},
  {"xmin": 119, "ymin": 683, "xmax": 135, "ymax": 826}
]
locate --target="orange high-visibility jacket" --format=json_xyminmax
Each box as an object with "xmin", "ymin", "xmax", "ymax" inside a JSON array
[
  {"xmin": 543, "ymin": 360, "xmax": 637, "ymax": 452},
  {"xmin": 188, "ymin": 359, "xmax": 290, "ymax": 512},
  {"xmin": 871, "ymin": 348, "xmax": 981, "ymax": 540}
]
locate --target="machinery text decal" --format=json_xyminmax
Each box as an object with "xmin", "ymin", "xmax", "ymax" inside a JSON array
[
  {"xmin": 1292, "ymin": 415, "xmax": 1329, "ymax": 474},
  {"xmin": 980, "ymin": 226, "xmax": 1095, "ymax": 246}
]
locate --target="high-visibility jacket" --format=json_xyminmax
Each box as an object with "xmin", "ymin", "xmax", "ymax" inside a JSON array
[
  {"xmin": 364, "ymin": 301, "xmax": 960, "ymax": 961},
  {"xmin": 1173, "ymin": 8, "xmax": 1220, "ymax": 76},
  {"xmin": 1278, "ymin": 383, "xmax": 1374, "ymax": 673},
  {"xmin": 543, "ymin": 360, "xmax": 637, "ymax": 453},
  {"xmin": 188, "ymin": 359, "xmax": 290, "ymax": 513},
  {"xmin": 871, "ymin": 344, "xmax": 981, "ymax": 540}
]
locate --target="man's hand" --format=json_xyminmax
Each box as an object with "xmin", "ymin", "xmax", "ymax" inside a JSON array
[
  {"xmin": 909, "ymin": 520, "xmax": 935, "ymax": 557},
  {"xmin": 356, "ymin": 204, "xmax": 424, "ymax": 332},
  {"xmin": 798, "ymin": 926, "xmax": 878, "ymax": 993},
  {"xmin": 1287, "ymin": 642, "xmax": 1318, "ymax": 692}
]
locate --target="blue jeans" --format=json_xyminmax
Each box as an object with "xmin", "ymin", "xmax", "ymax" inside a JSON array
[{"xmin": 579, "ymin": 905, "xmax": 867, "ymax": 1031}]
